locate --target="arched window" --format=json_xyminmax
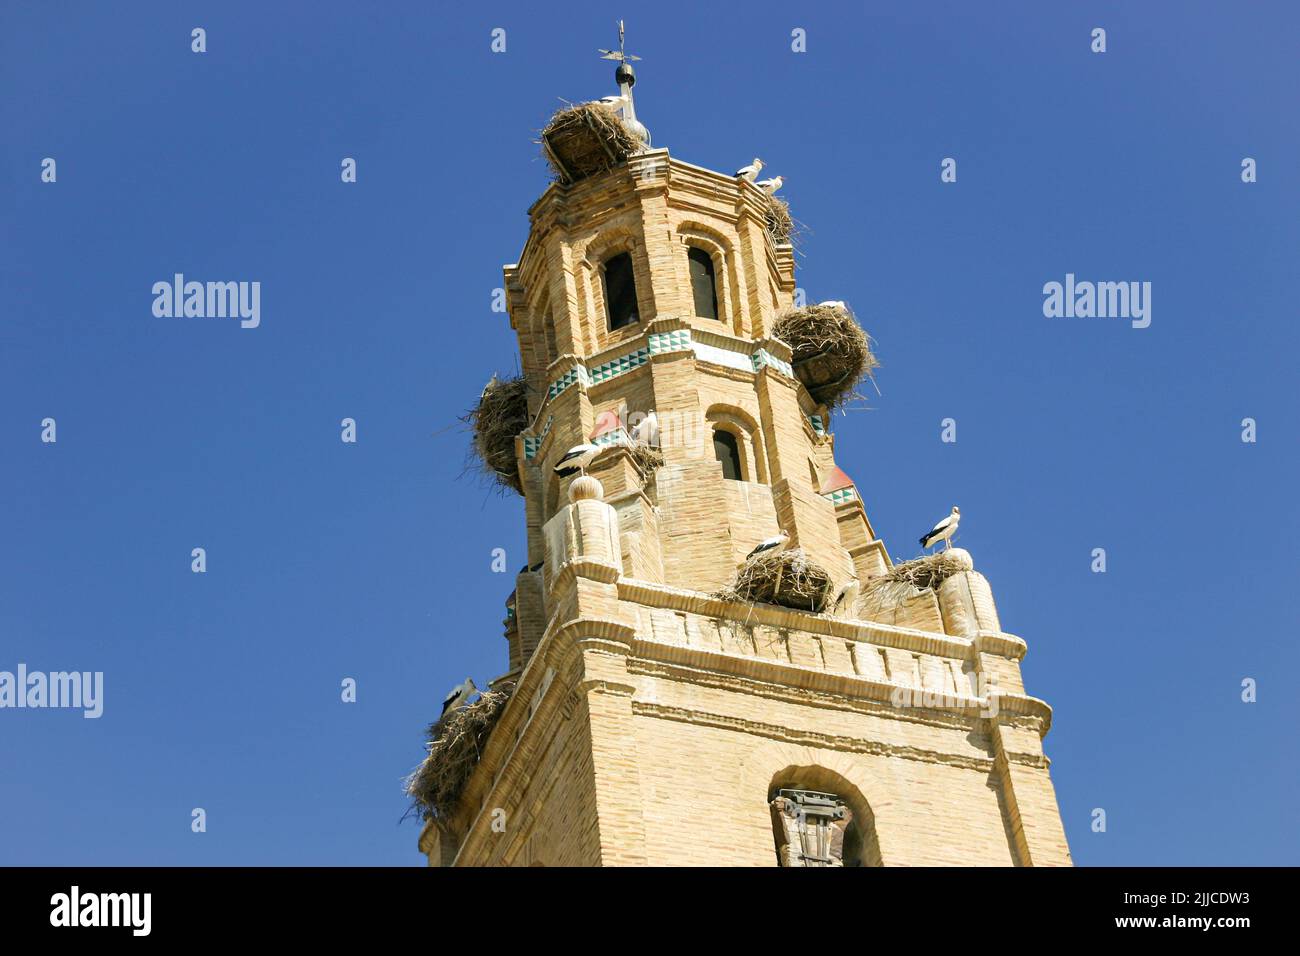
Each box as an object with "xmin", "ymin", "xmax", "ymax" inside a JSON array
[
  {"xmin": 603, "ymin": 253, "xmax": 639, "ymax": 330},
  {"xmin": 705, "ymin": 405, "xmax": 768, "ymax": 484},
  {"xmin": 687, "ymin": 247, "xmax": 718, "ymax": 320},
  {"xmin": 713, "ymin": 428, "xmax": 742, "ymax": 480}
]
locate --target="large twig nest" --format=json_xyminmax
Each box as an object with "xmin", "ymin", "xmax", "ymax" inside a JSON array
[
  {"xmin": 764, "ymin": 194, "xmax": 793, "ymax": 243},
  {"xmin": 875, "ymin": 550, "xmax": 971, "ymax": 591},
  {"xmin": 540, "ymin": 102, "xmax": 643, "ymax": 184},
  {"xmin": 405, "ymin": 684, "xmax": 514, "ymax": 824},
  {"xmin": 467, "ymin": 375, "xmax": 530, "ymax": 495},
  {"xmin": 858, "ymin": 551, "xmax": 970, "ymax": 629},
  {"xmin": 718, "ymin": 547, "xmax": 834, "ymax": 613},
  {"xmin": 772, "ymin": 303, "xmax": 878, "ymax": 408}
]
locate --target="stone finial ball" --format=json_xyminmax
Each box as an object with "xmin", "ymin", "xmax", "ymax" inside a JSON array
[
  {"xmin": 945, "ymin": 547, "xmax": 974, "ymax": 571},
  {"xmin": 568, "ymin": 475, "xmax": 604, "ymax": 502}
]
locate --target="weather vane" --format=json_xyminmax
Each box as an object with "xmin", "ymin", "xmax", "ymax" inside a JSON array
[{"xmin": 598, "ymin": 20, "xmax": 641, "ymax": 66}]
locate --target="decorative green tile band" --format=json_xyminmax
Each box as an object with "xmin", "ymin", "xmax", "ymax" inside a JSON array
[
  {"xmin": 751, "ymin": 348, "xmax": 794, "ymax": 378},
  {"xmin": 586, "ymin": 330, "xmax": 693, "ymax": 387},
  {"xmin": 809, "ymin": 414, "xmax": 825, "ymax": 435},
  {"xmin": 523, "ymin": 415, "xmax": 554, "ymax": 460},
  {"xmin": 648, "ymin": 329, "xmax": 692, "ymax": 354},
  {"xmin": 823, "ymin": 486, "xmax": 858, "ymax": 505},
  {"xmin": 590, "ymin": 347, "xmax": 650, "ymax": 384},
  {"xmin": 547, "ymin": 366, "xmax": 590, "ymax": 400},
  {"xmin": 537, "ymin": 332, "xmax": 796, "ymax": 453}
]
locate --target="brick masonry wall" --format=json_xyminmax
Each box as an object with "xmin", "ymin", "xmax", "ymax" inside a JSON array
[
  {"xmin": 442, "ymin": 154, "xmax": 1071, "ymax": 866},
  {"xmin": 444, "ymin": 564, "xmax": 1071, "ymax": 866}
]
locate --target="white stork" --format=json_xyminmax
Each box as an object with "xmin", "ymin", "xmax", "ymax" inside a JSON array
[
  {"xmin": 829, "ymin": 579, "xmax": 860, "ymax": 615},
  {"xmin": 747, "ymin": 528, "xmax": 790, "ymax": 559},
  {"xmin": 756, "ymin": 175, "xmax": 784, "ymax": 195},
  {"xmin": 630, "ymin": 410, "xmax": 659, "ymax": 447},
  {"xmin": 919, "ymin": 506, "xmax": 961, "ymax": 551},
  {"xmin": 735, "ymin": 158, "xmax": 764, "ymax": 182},
  {"xmin": 554, "ymin": 443, "xmax": 604, "ymax": 478},
  {"xmin": 479, "ymin": 373, "xmax": 499, "ymax": 401},
  {"xmin": 440, "ymin": 677, "xmax": 478, "ymax": 717},
  {"xmin": 818, "ymin": 300, "xmax": 847, "ymax": 310}
]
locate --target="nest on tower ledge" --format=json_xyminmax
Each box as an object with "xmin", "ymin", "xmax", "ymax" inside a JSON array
[
  {"xmin": 763, "ymin": 193, "xmax": 794, "ymax": 244},
  {"xmin": 405, "ymin": 683, "xmax": 515, "ymax": 825},
  {"xmin": 717, "ymin": 547, "xmax": 834, "ymax": 613},
  {"xmin": 466, "ymin": 375, "xmax": 530, "ymax": 495},
  {"xmin": 624, "ymin": 439, "xmax": 665, "ymax": 476},
  {"xmin": 858, "ymin": 550, "xmax": 970, "ymax": 623},
  {"xmin": 540, "ymin": 102, "xmax": 643, "ymax": 185},
  {"xmin": 772, "ymin": 303, "xmax": 878, "ymax": 409},
  {"xmin": 876, "ymin": 550, "xmax": 970, "ymax": 591}
]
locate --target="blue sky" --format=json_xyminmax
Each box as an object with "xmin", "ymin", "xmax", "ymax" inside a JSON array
[{"xmin": 1, "ymin": 1, "xmax": 1296, "ymax": 866}]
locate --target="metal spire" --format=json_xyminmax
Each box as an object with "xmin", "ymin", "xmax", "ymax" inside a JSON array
[{"xmin": 598, "ymin": 20, "xmax": 646, "ymax": 135}]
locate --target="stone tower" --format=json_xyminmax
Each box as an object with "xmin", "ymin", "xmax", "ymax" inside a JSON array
[{"xmin": 419, "ymin": 61, "xmax": 1071, "ymax": 868}]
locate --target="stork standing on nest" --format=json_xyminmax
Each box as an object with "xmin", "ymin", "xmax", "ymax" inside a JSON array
[
  {"xmin": 919, "ymin": 507, "xmax": 961, "ymax": 551},
  {"xmin": 440, "ymin": 677, "xmax": 478, "ymax": 717},
  {"xmin": 747, "ymin": 528, "xmax": 790, "ymax": 559},
  {"xmin": 630, "ymin": 410, "xmax": 659, "ymax": 447},
  {"xmin": 756, "ymin": 175, "xmax": 784, "ymax": 195}
]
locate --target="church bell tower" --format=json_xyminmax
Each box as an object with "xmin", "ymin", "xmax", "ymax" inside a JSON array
[{"xmin": 418, "ymin": 37, "xmax": 1071, "ymax": 867}]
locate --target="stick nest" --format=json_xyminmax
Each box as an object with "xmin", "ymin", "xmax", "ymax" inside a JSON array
[
  {"xmin": 405, "ymin": 683, "xmax": 515, "ymax": 824},
  {"xmin": 872, "ymin": 551, "xmax": 969, "ymax": 591},
  {"xmin": 764, "ymin": 194, "xmax": 794, "ymax": 243},
  {"xmin": 467, "ymin": 375, "xmax": 530, "ymax": 495},
  {"xmin": 625, "ymin": 439, "xmax": 665, "ymax": 476},
  {"xmin": 772, "ymin": 303, "xmax": 879, "ymax": 408},
  {"xmin": 717, "ymin": 547, "xmax": 833, "ymax": 613},
  {"xmin": 540, "ymin": 103, "xmax": 643, "ymax": 185}
]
